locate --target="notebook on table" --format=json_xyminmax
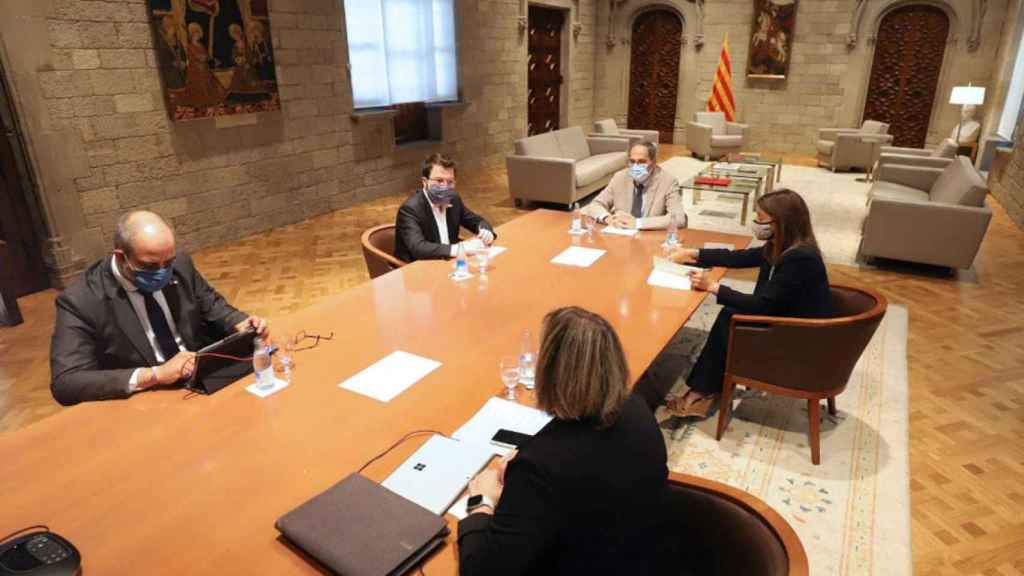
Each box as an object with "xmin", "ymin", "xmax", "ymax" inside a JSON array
[{"xmin": 276, "ymin": 473, "xmax": 448, "ymax": 576}]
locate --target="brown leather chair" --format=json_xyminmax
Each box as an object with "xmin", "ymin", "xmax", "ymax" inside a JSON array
[
  {"xmin": 360, "ymin": 224, "xmax": 406, "ymax": 279},
  {"xmin": 657, "ymin": 472, "xmax": 808, "ymax": 576},
  {"xmin": 717, "ymin": 284, "xmax": 887, "ymax": 465}
]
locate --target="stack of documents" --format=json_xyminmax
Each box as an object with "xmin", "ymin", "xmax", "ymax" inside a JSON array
[
  {"xmin": 647, "ymin": 256, "xmax": 702, "ymax": 291},
  {"xmin": 453, "ymin": 397, "xmax": 553, "ymax": 456}
]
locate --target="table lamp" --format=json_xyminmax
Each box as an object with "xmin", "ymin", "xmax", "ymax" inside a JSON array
[{"xmin": 949, "ymin": 85, "xmax": 986, "ymax": 144}]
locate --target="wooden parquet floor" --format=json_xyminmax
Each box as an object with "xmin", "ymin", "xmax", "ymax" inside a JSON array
[{"xmin": 2, "ymin": 144, "xmax": 1022, "ymax": 574}]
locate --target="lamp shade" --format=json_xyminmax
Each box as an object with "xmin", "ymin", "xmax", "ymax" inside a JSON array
[{"xmin": 950, "ymin": 86, "xmax": 986, "ymax": 105}]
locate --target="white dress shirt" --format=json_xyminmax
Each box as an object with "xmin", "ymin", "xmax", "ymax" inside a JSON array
[
  {"xmin": 423, "ymin": 189, "xmax": 459, "ymax": 258},
  {"xmin": 110, "ymin": 256, "xmax": 187, "ymax": 390}
]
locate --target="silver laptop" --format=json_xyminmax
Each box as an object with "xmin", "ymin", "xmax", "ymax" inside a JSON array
[{"xmin": 381, "ymin": 435, "xmax": 494, "ymax": 515}]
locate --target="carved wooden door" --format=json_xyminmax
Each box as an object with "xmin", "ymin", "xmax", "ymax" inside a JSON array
[
  {"xmin": 0, "ymin": 66, "xmax": 48, "ymax": 297},
  {"xmin": 527, "ymin": 6, "xmax": 564, "ymax": 136},
  {"xmin": 628, "ymin": 10, "xmax": 682, "ymax": 143},
  {"xmin": 863, "ymin": 5, "xmax": 949, "ymax": 148}
]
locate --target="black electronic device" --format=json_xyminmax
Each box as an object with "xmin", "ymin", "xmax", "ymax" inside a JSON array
[
  {"xmin": 490, "ymin": 428, "xmax": 533, "ymax": 450},
  {"xmin": 187, "ymin": 327, "xmax": 258, "ymax": 395},
  {"xmin": 0, "ymin": 529, "xmax": 80, "ymax": 576}
]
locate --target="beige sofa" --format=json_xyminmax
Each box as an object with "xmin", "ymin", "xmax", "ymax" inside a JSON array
[
  {"xmin": 860, "ymin": 156, "xmax": 992, "ymax": 270},
  {"xmin": 686, "ymin": 112, "xmax": 749, "ymax": 160},
  {"xmin": 591, "ymin": 118, "xmax": 660, "ymax": 148},
  {"xmin": 876, "ymin": 138, "xmax": 958, "ymax": 171},
  {"xmin": 817, "ymin": 120, "xmax": 893, "ymax": 172},
  {"xmin": 507, "ymin": 126, "xmax": 629, "ymax": 207}
]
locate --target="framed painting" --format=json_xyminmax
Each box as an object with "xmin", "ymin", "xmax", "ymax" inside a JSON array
[
  {"xmin": 747, "ymin": 0, "xmax": 797, "ymax": 80},
  {"xmin": 148, "ymin": 0, "xmax": 280, "ymax": 120}
]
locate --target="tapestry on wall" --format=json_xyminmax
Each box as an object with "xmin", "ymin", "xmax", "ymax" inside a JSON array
[
  {"xmin": 747, "ymin": 0, "xmax": 797, "ymax": 79},
  {"xmin": 148, "ymin": 0, "xmax": 280, "ymax": 120}
]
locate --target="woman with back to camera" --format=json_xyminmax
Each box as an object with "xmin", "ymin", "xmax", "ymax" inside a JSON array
[
  {"xmin": 665, "ymin": 188, "xmax": 832, "ymax": 418},
  {"xmin": 458, "ymin": 306, "xmax": 668, "ymax": 576}
]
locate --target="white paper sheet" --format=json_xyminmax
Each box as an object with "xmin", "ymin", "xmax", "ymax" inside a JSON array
[
  {"xmin": 486, "ymin": 246, "xmax": 507, "ymax": 257},
  {"xmin": 647, "ymin": 269, "xmax": 691, "ymax": 291},
  {"xmin": 453, "ymin": 397, "xmax": 553, "ymax": 456},
  {"xmin": 653, "ymin": 257, "xmax": 703, "ymax": 277},
  {"xmin": 338, "ymin": 351, "xmax": 441, "ymax": 402},
  {"xmin": 550, "ymin": 246, "xmax": 606, "ymax": 268},
  {"xmin": 600, "ymin": 226, "xmax": 639, "ymax": 237},
  {"xmin": 245, "ymin": 375, "xmax": 289, "ymax": 398},
  {"xmin": 703, "ymin": 242, "xmax": 736, "ymax": 250}
]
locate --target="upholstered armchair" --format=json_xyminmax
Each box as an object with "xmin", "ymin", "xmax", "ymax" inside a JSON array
[
  {"xmin": 686, "ymin": 111, "xmax": 749, "ymax": 160},
  {"xmin": 591, "ymin": 118, "xmax": 660, "ymax": 148},
  {"xmin": 876, "ymin": 137, "xmax": 958, "ymax": 171},
  {"xmin": 861, "ymin": 156, "xmax": 992, "ymax": 269},
  {"xmin": 816, "ymin": 120, "xmax": 893, "ymax": 172}
]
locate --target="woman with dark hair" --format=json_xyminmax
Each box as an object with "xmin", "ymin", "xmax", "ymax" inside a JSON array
[
  {"xmin": 458, "ymin": 306, "xmax": 668, "ymax": 576},
  {"xmin": 666, "ymin": 188, "xmax": 832, "ymax": 418}
]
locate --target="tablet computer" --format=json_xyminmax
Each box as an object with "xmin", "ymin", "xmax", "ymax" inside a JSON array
[{"xmin": 187, "ymin": 328, "xmax": 257, "ymax": 395}]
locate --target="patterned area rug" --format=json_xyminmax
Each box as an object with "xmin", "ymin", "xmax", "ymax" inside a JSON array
[{"xmin": 651, "ymin": 279, "xmax": 912, "ymax": 576}]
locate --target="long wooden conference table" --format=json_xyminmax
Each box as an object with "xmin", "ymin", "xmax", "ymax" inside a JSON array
[{"xmin": 1, "ymin": 209, "xmax": 750, "ymax": 574}]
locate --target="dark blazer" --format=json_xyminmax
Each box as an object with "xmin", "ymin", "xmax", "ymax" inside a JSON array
[
  {"xmin": 697, "ymin": 244, "xmax": 832, "ymax": 318},
  {"xmin": 457, "ymin": 395, "xmax": 668, "ymax": 576},
  {"xmin": 49, "ymin": 251, "xmax": 247, "ymax": 406},
  {"xmin": 394, "ymin": 190, "xmax": 495, "ymax": 262}
]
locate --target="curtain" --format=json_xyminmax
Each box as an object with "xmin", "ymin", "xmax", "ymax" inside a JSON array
[{"xmin": 344, "ymin": 0, "xmax": 458, "ymax": 108}]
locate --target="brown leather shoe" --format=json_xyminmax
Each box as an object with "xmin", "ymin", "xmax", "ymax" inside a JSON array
[
  {"xmin": 682, "ymin": 394, "xmax": 718, "ymax": 419},
  {"xmin": 665, "ymin": 395, "xmax": 692, "ymax": 417}
]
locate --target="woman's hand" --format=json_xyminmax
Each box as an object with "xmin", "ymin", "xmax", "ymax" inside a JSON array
[
  {"xmin": 688, "ymin": 269, "xmax": 719, "ymax": 294},
  {"xmin": 669, "ymin": 248, "xmax": 699, "ymax": 265},
  {"xmin": 468, "ymin": 468, "xmax": 504, "ymax": 513}
]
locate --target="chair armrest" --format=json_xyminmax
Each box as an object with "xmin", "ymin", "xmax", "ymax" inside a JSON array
[
  {"xmin": 620, "ymin": 128, "xmax": 661, "ymax": 142},
  {"xmin": 875, "ymin": 164, "xmax": 942, "ymax": 191},
  {"xmin": 817, "ymin": 128, "xmax": 862, "ymax": 141},
  {"xmin": 686, "ymin": 122, "xmax": 713, "ymax": 152},
  {"xmin": 726, "ymin": 122, "xmax": 749, "ymax": 137},
  {"xmin": 880, "ymin": 146, "xmax": 930, "ymax": 157},
  {"xmin": 587, "ymin": 136, "xmax": 631, "ymax": 156},
  {"xmin": 877, "ymin": 154, "xmax": 953, "ymax": 170},
  {"xmin": 862, "ymin": 197, "xmax": 993, "ymax": 269},
  {"xmin": 505, "ymin": 155, "xmax": 575, "ymax": 203}
]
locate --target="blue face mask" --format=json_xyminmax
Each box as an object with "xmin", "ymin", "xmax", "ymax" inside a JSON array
[
  {"xmin": 426, "ymin": 182, "xmax": 457, "ymax": 206},
  {"xmin": 629, "ymin": 162, "xmax": 650, "ymax": 184},
  {"xmin": 128, "ymin": 261, "xmax": 173, "ymax": 293}
]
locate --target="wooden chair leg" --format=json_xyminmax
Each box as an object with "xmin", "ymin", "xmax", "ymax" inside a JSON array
[
  {"xmin": 827, "ymin": 397, "xmax": 837, "ymax": 416},
  {"xmin": 808, "ymin": 399, "xmax": 821, "ymax": 465},
  {"xmin": 716, "ymin": 378, "xmax": 736, "ymax": 441}
]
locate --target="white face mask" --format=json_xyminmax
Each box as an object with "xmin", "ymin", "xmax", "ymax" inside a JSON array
[{"xmin": 752, "ymin": 221, "xmax": 774, "ymax": 240}]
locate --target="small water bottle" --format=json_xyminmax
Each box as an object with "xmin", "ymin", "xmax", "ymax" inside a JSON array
[
  {"xmin": 571, "ymin": 203, "xmax": 582, "ymax": 233},
  {"xmin": 666, "ymin": 213, "xmax": 679, "ymax": 247},
  {"xmin": 518, "ymin": 329, "xmax": 536, "ymax": 390},
  {"xmin": 454, "ymin": 242, "xmax": 468, "ymax": 276},
  {"xmin": 253, "ymin": 337, "xmax": 274, "ymax": 386}
]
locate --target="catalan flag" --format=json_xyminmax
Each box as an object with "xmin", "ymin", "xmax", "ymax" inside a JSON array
[{"xmin": 707, "ymin": 35, "xmax": 736, "ymax": 122}]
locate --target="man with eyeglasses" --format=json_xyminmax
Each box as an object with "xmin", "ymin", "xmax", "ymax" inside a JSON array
[
  {"xmin": 394, "ymin": 152, "xmax": 496, "ymax": 263},
  {"xmin": 49, "ymin": 210, "xmax": 270, "ymax": 405},
  {"xmin": 581, "ymin": 142, "xmax": 686, "ymax": 230}
]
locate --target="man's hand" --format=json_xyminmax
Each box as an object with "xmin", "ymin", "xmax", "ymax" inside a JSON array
[
  {"xmin": 478, "ymin": 228, "xmax": 495, "ymax": 246},
  {"xmin": 688, "ymin": 269, "xmax": 719, "ymax": 294},
  {"xmin": 235, "ymin": 316, "xmax": 270, "ymax": 340},
  {"xmin": 149, "ymin": 351, "xmax": 197, "ymax": 387},
  {"xmin": 669, "ymin": 248, "xmax": 699, "ymax": 264},
  {"xmin": 462, "ymin": 238, "xmax": 487, "ymax": 254},
  {"xmin": 609, "ymin": 212, "xmax": 636, "ymax": 229}
]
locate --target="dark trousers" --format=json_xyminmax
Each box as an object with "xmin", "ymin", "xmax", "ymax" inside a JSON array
[{"xmin": 686, "ymin": 308, "xmax": 734, "ymax": 395}]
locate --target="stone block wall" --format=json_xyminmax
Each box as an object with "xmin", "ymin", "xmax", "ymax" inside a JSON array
[
  {"xmin": 0, "ymin": 0, "xmax": 598, "ymax": 280},
  {"xmin": 594, "ymin": 0, "xmax": 1011, "ymax": 154},
  {"xmin": 989, "ymin": 119, "xmax": 1024, "ymax": 228}
]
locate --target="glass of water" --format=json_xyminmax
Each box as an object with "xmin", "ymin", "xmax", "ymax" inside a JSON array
[
  {"xmin": 518, "ymin": 352, "xmax": 536, "ymax": 390},
  {"xmin": 476, "ymin": 250, "xmax": 490, "ymax": 275},
  {"xmin": 500, "ymin": 356, "xmax": 520, "ymax": 400},
  {"xmin": 583, "ymin": 214, "xmax": 597, "ymax": 239}
]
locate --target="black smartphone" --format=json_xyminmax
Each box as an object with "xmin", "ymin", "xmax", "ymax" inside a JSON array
[{"xmin": 490, "ymin": 429, "xmax": 532, "ymax": 450}]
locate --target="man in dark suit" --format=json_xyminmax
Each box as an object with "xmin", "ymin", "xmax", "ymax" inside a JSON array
[
  {"xmin": 394, "ymin": 153, "xmax": 496, "ymax": 263},
  {"xmin": 49, "ymin": 210, "xmax": 269, "ymax": 406}
]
